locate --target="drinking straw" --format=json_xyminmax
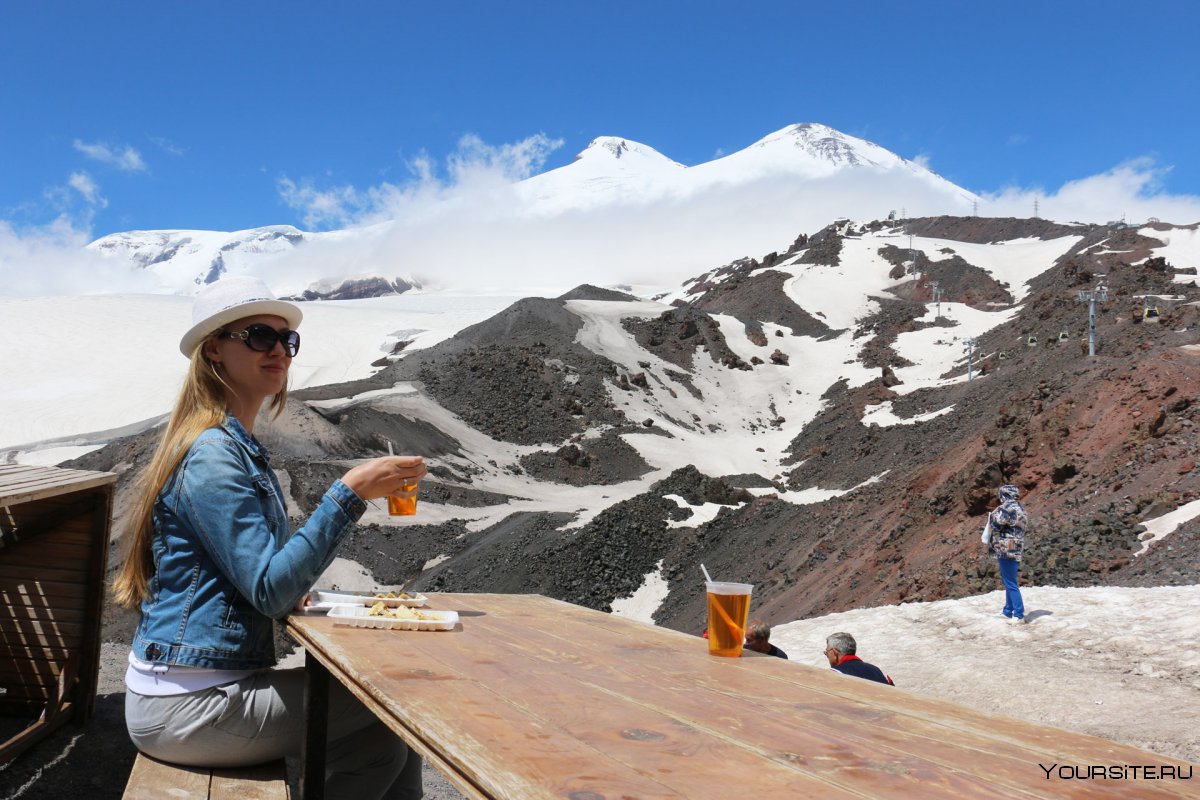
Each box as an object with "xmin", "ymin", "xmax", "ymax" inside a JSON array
[
  {"xmin": 700, "ymin": 563, "xmax": 742, "ymax": 634},
  {"xmin": 710, "ymin": 598, "xmax": 738, "ymax": 630}
]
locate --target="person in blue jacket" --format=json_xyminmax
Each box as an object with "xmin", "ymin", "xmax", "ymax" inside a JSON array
[
  {"xmin": 825, "ymin": 632, "xmax": 894, "ymax": 685},
  {"xmin": 114, "ymin": 276, "xmax": 426, "ymax": 800},
  {"xmin": 988, "ymin": 484, "xmax": 1029, "ymax": 624}
]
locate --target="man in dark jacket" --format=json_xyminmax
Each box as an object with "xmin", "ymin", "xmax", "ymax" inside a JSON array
[
  {"xmin": 825, "ymin": 632, "xmax": 894, "ymax": 685},
  {"xmin": 744, "ymin": 620, "xmax": 788, "ymax": 659}
]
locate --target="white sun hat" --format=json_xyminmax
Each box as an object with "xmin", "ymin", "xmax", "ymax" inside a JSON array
[{"xmin": 179, "ymin": 275, "xmax": 303, "ymax": 356}]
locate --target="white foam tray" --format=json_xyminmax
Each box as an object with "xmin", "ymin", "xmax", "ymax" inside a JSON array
[
  {"xmin": 328, "ymin": 605, "xmax": 458, "ymax": 631},
  {"xmin": 311, "ymin": 590, "xmax": 427, "ymax": 608}
]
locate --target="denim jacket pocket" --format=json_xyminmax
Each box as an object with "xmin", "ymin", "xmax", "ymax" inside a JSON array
[
  {"xmin": 220, "ymin": 591, "xmax": 254, "ymax": 633},
  {"xmin": 250, "ymin": 473, "xmax": 285, "ymax": 532}
]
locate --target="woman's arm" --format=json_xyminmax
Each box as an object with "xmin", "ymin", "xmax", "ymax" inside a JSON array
[{"xmin": 177, "ymin": 440, "xmax": 364, "ymax": 618}]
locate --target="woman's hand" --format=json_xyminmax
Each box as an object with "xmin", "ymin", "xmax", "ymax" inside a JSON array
[{"xmin": 341, "ymin": 456, "xmax": 427, "ymax": 501}]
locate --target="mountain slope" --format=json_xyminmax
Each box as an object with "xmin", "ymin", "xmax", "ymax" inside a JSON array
[{"xmin": 69, "ymin": 214, "xmax": 1200, "ymax": 647}]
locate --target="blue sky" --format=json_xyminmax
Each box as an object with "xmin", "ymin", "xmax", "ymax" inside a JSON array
[{"xmin": 3, "ymin": 1, "xmax": 1199, "ymax": 238}]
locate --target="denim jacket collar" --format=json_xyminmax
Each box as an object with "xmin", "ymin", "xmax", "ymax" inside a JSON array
[{"xmin": 222, "ymin": 412, "xmax": 271, "ymax": 466}]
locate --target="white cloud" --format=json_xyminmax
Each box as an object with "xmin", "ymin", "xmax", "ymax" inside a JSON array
[
  {"xmin": 979, "ymin": 158, "xmax": 1200, "ymax": 225},
  {"xmin": 73, "ymin": 139, "xmax": 147, "ymax": 172},
  {"xmin": 0, "ymin": 218, "xmax": 159, "ymax": 297},
  {"xmin": 67, "ymin": 171, "xmax": 106, "ymax": 207},
  {"xmin": 277, "ymin": 178, "xmax": 365, "ymax": 229},
  {"xmin": 278, "ymin": 133, "xmax": 564, "ymax": 231},
  {"xmin": 8, "ymin": 138, "xmax": 1200, "ymax": 300},
  {"xmin": 447, "ymin": 132, "xmax": 562, "ymax": 184},
  {"xmin": 1007, "ymin": 133, "xmax": 1030, "ymax": 147},
  {"xmin": 250, "ymin": 144, "xmax": 1200, "ymax": 299},
  {"xmin": 263, "ymin": 150, "xmax": 975, "ymax": 297},
  {"xmin": 150, "ymin": 136, "xmax": 186, "ymax": 157}
]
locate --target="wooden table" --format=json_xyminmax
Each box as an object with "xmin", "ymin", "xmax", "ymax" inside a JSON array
[{"xmin": 286, "ymin": 593, "xmax": 1196, "ymax": 799}]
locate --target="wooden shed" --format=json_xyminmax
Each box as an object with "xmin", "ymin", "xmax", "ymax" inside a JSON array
[{"xmin": 0, "ymin": 463, "xmax": 117, "ymax": 763}]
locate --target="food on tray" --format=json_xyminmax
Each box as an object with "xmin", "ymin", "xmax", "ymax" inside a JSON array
[
  {"xmin": 329, "ymin": 604, "xmax": 458, "ymax": 630},
  {"xmin": 368, "ymin": 601, "xmax": 437, "ymax": 620},
  {"xmin": 311, "ymin": 589, "xmax": 426, "ymax": 607}
]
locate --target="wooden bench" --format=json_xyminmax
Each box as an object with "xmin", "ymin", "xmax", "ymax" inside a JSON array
[{"xmin": 122, "ymin": 752, "xmax": 290, "ymax": 800}]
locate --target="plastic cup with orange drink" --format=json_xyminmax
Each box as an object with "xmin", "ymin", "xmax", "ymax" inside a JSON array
[{"xmin": 386, "ymin": 441, "xmax": 419, "ymax": 516}]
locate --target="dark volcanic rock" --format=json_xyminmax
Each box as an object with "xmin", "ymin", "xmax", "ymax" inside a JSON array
[
  {"xmin": 371, "ymin": 297, "xmax": 634, "ymax": 446},
  {"xmin": 687, "ymin": 266, "xmax": 833, "ymax": 339},
  {"xmin": 797, "ymin": 224, "xmax": 844, "ymax": 265},
  {"xmin": 519, "ymin": 433, "xmax": 653, "ymax": 486},
  {"xmin": 413, "ymin": 343, "xmax": 625, "ymax": 446},
  {"xmin": 1107, "ymin": 517, "xmax": 1200, "ymax": 587},
  {"xmin": 336, "ymin": 518, "xmax": 476, "ymax": 586},
  {"xmin": 853, "ymin": 297, "xmax": 925, "ymax": 371},
  {"xmin": 302, "ymin": 404, "xmax": 464, "ymax": 459},
  {"xmin": 622, "ymin": 305, "xmax": 746, "ymax": 372},
  {"xmin": 882, "ymin": 249, "xmax": 1014, "ymax": 309},
  {"xmin": 410, "ymin": 466, "xmax": 754, "ymax": 617},
  {"xmin": 283, "ymin": 275, "xmax": 417, "ymax": 301},
  {"xmin": 557, "ymin": 284, "xmax": 639, "ymax": 302},
  {"xmin": 423, "ymin": 296, "xmax": 586, "ymax": 352},
  {"xmin": 901, "ymin": 216, "xmax": 1088, "ymax": 243}
]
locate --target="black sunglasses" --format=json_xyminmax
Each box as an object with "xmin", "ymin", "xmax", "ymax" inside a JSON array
[{"xmin": 219, "ymin": 324, "xmax": 301, "ymax": 357}]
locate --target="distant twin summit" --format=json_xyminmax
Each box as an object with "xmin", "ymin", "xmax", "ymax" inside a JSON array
[{"xmin": 88, "ymin": 122, "xmax": 976, "ymax": 296}]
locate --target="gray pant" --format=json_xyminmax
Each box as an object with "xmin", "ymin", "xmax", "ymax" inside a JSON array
[{"xmin": 125, "ymin": 667, "xmax": 422, "ymax": 800}]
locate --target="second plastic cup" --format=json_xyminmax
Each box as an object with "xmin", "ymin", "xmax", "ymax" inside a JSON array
[
  {"xmin": 387, "ymin": 479, "xmax": 419, "ymax": 516},
  {"xmin": 706, "ymin": 581, "xmax": 753, "ymax": 657}
]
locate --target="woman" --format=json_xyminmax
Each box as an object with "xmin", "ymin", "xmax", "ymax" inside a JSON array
[
  {"xmin": 114, "ymin": 276, "xmax": 425, "ymax": 799},
  {"xmin": 988, "ymin": 484, "xmax": 1028, "ymax": 624}
]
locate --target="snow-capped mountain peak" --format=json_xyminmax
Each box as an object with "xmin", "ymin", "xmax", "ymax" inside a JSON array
[
  {"xmin": 79, "ymin": 123, "xmax": 981, "ymax": 297},
  {"xmin": 517, "ymin": 135, "xmax": 686, "ymax": 212},
  {"xmin": 572, "ymin": 136, "xmax": 685, "ymax": 170},
  {"xmin": 700, "ymin": 122, "xmax": 920, "ymax": 182},
  {"xmin": 762, "ymin": 122, "xmax": 900, "ymax": 169},
  {"xmin": 89, "ymin": 225, "xmax": 315, "ymax": 291}
]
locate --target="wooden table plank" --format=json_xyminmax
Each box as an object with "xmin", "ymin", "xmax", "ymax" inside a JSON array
[
  {"xmin": 446, "ymin": 593, "xmax": 1193, "ymax": 770},
  {"xmin": 453, "ymin": 594, "xmax": 1176, "ymax": 762},
  {"xmin": 287, "ymin": 594, "xmax": 1198, "ymax": 800},
  {"xmin": 411, "ymin": 595, "xmax": 1013, "ymax": 799},
  {"xmin": 429, "ymin": 594, "xmax": 1194, "ymax": 799},
  {"xmin": 298, "ymin": 625, "xmax": 708, "ymax": 799}
]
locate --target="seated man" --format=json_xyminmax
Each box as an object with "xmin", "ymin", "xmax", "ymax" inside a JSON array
[
  {"xmin": 743, "ymin": 620, "xmax": 788, "ymax": 659},
  {"xmin": 824, "ymin": 632, "xmax": 893, "ymax": 685}
]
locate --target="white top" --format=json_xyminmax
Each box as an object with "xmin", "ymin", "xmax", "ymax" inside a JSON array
[{"xmin": 124, "ymin": 651, "xmax": 256, "ymax": 696}]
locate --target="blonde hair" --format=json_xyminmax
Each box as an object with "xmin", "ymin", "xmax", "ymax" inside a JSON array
[{"xmin": 112, "ymin": 337, "xmax": 288, "ymax": 608}]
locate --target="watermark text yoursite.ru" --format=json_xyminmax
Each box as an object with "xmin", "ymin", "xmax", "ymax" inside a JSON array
[{"xmin": 1040, "ymin": 763, "xmax": 1193, "ymax": 780}]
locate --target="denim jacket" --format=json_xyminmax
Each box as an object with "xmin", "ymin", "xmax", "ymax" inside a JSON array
[{"xmin": 131, "ymin": 414, "xmax": 365, "ymax": 670}]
